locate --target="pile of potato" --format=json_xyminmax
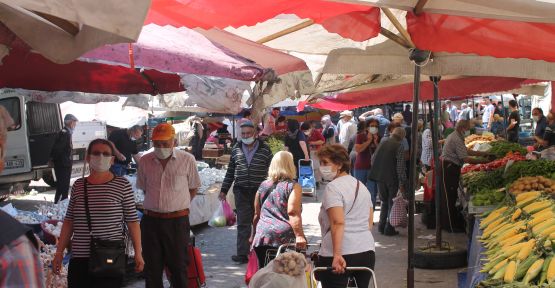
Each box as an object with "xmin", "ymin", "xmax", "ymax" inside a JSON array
[
  {"xmin": 272, "ymin": 251, "xmax": 307, "ymax": 277},
  {"xmin": 510, "ymin": 176, "xmax": 555, "ymax": 195}
]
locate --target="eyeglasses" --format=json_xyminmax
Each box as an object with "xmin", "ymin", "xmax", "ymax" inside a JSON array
[{"xmin": 90, "ymin": 151, "xmax": 112, "ymax": 157}]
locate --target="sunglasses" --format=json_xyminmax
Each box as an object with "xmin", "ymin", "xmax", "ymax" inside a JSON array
[{"xmin": 90, "ymin": 151, "xmax": 112, "ymax": 157}]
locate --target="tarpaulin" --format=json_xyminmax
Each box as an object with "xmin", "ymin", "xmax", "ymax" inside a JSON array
[
  {"xmin": 145, "ymin": 0, "xmax": 381, "ymax": 41},
  {"xmin": 0, "ymin": 48, "xmax": 183, "ymax": 94},
  {"xmin": 304, "ymin": 77, "xmax": 541, "ymax": 111},
  {"xmin": 407, "ymin": 12, "xmax": 555, "ymax": 62}
]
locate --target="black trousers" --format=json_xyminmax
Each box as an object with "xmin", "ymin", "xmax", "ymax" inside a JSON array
[
  {"xmin": 377, "ymin": 182, "xmax": 397, "ymax": 233},
  {"xmin": 54, "ymin": 165, "xmax": 72, "ymax": 204},
  {"xmin": 234, "ymin": 186, "xmax": 258, "ymax": 257},
  {"xmin": 440, "ymin": 160, "xmax": 464, "ymax": 231},
  {"xmin": 68, "ymin": 258, "xmax": 123, "ymax": 288},
  {"xmin": 254, "ymin": 245, "xmax": 275, "ymax": 269},
  {"xmin": 316, "ymin": 250, "xmax": 376, "ymax": 288},
  {"xmin": 141, "ymin": 215, "xmax": 190, "ymax": 288}
]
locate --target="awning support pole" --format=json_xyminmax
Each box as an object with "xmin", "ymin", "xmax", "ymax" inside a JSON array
[
  {"xmin": 256, "ymin": 19, "xmax": 314, "ymax": 44},
  {"xmin": 382, "ymin": 8, "xmax": 415, "ymax": 48},
  {"xmin": 430, "ymin": 76, "xmax": 443, "ymax": 248}
]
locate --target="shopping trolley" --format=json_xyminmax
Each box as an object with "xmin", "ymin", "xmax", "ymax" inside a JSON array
[
  {"xmin": 299, "ymin": 159, "xmax": 317, "ymax": 200},
  {"xmin": 274, "ymin": 243, "xmax": 321, "ymax": 288},
  {"xmin": 311, "ymin": 267, "xmax": 378, "ymax": 288}
]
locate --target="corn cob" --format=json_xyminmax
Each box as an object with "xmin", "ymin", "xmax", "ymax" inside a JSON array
[
  {"xmin": 540, "ymin": 255, "xmax": 553, "ymax": 285},
  {"xmin": 528, "ymin": 211, "xmax": 555, "ymax": 228},
  {"xmin": 489, "ymin": 258, "xmax": 509, "ymax": 275},
  {"xmin": 540, "ymin": 225, "xmax": 555, "ymax": 238},
  {"xmin": 493, "ymin": 262, "xmax": 508, "ymax": 280},
  {"xmin": 523, "ymin": 258, "xmax": 544, "ymax": 284},
  {"xmin": 481, "ymin": 254, "xmax": 507, "ymax": 273},
  {"xmin": 515, "ymin": 253, "xmax": 541, "ymax": 281},
  {"xmin": 511, "ymin": 208, "xmax": 522, "ymax": 222},
  {"xmin": 550, "ymin": 232, "xmax": 555, "ymax": 240},
  {"xmin": 533, "ymin": 219, "xmax": 555, "ymax": 237},
  {"xmin": 481, "ymin": 210, "xmax": 506, "ymax": 229},
  {"xmin": 490, "ymin": 242, "xmax": 526, "ymax": 260},
  {"xmin": 523, "ymin": 200, "xmax": 552, "ymax": 214},
  {"xmin": 548, "ymin": 256, "xmax": 555, "ymax": 284},
  {"xmin": 504, "ymin": 260, "xmax": 517, "ymax": 283},
  {"xmin": 516, "ymin": 191, "xmax": 542, "ymax": 203},
  {"xmin": 517, "ymin": 239, "xmax": 536, "ymax": 261},
  {"xmin": 531, "ymin": 206, "xmax": 555, "ymax": 220},
  {"xmin": 499, "ymin": 232, "xmax": 527, "ymax": 248},
  {"xmin": 483, "ymin": 219, "xmax": 511, "ymax": 239}
]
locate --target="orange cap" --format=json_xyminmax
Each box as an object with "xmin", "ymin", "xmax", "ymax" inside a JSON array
[{"xmin": 151, "ymin": 123, "xmax": 175, "ymax": 141}]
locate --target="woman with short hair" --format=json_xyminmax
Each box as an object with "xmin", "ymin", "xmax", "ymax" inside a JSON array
[
  {"xmin": 250, "ymin": 151, "xmax": 306, "ymax": 268},
  {"xmin": 316, "ymin": 144, "xmax": 375, "ymax": 288}
]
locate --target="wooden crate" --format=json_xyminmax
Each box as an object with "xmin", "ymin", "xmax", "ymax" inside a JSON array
[{"xmin": 202, "ymin": 148, "xmax": 223, "ymax": 158}]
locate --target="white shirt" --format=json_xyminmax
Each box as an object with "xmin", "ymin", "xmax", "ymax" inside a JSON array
[
  {"xmin": 338, "ymin": 120, "xmax": 356, "ymax": 148},
  {"xmin": 318, "ymin": 175, "xmax": 375, "ymax": 257},
  {"xmin": 448, "ymin": 105, "xmax": 458, "ymax": 122},
  {"xmin": 482, "ymin": 104, "xmax": 495, "ymax": 124},
  {"xmin": 136, "ymin": 149, "xmax": 201, "ymax": 213}
]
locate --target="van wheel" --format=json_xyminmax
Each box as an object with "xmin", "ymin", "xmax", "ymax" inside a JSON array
[{"xmin": 42, "ymin": 171, "xmax": 57, "ymax": 187}]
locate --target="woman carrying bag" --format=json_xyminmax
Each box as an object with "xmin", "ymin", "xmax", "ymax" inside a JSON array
[
  {"xmin": 250, "ymin": 151, "xmax": 307, "ymax": 268},
  {"xmin": 52, "ymin": 139, "xmax": 143, "ymax": 288},
  {"xmin": 316, "ymin": 144, "xmax": 375, "ymax": 288}
]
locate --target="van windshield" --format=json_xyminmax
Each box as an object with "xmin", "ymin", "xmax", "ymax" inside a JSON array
[{"xmin": 0, "ymin": 98, "xmax": 21, "ymax": 131}]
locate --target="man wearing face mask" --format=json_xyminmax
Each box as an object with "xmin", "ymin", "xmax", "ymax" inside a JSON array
[
  {"xmin": 369, "ymin": 127, "xmax": 407, "ymax": 236},
  {"xmin": 136, "ymin": 123, "xmax": 201, "ymax": 287},
  {"xmin": 441, "ymin": 120, "xmax": 491, "ymax": 232},
  {"xmin": 50, "ymin": 114, "xmax": 78, "ymax": 204},
  {"xmin": 108, "ymin": 125, "xmax": 143, "ymax": 176},
  {"xmin": 219, "ymin": 120, "xmax": 273, "ymax": 264},
  {"xmin": 532, "ymin": 108, "xmax": 548, "ymax": 149}
]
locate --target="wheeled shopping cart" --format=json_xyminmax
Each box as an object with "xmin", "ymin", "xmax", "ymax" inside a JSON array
[
  {"xmin": 311, "ymin": 267, "xmax": 378, "ymax": 288},
  {"xmin": 299, "ymin": 159, "xmax": 317, "ymax": 200}
]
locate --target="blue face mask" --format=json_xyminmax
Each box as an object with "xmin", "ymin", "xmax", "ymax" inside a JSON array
[
  {"xmin": 66, "ymin": 127, "xmax": 74, "ymax": 134},
  {"xmin": 242, "ymin": 137, "xmax": 255, "ymax": 145}
]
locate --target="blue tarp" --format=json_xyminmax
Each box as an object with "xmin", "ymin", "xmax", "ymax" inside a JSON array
[{"xmin": 466, "ymin": 218, "xmax": 489, "ymax": 288}]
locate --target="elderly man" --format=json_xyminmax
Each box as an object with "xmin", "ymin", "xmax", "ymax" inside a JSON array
[
  {"xmin": 321, "ymin": 115, "xmax": 337, "ymax": 144},
  {"xmin": 260, "ymin": 107, "xmax": 280, "ymax": 138},
  {"xmin": 532, "ymin": 108, "xmax": 548, "ymax": 148},
  {"xmin": 457, "ymin": 103, "xmax": 471, "ymax": 121},
  {"xmin": 446, "ymin": 100, "xmax": 458, "ymax": 124},
  {"xmin": 108, "ymin": 125, "xmax": 143, "ymax": 176},
  {"xmin": 338, "ymin": 110, "xmax": 357, "ymax": 149},
  {"xmin": 50, "ymin": 114, "xmax": 78, "ymax": 204},
  {"xmin": 219, "ymin": 120, "xmax": 272, "ymax": 263},
  {"xmin": 441, "ymin": 120, "xmax": 490, "ymax": 232},
  {"xmin": 369, "ymin": 127, "xmax": 407, "ymax": 236},
  {"xmin": 137, "ymin": 123, "xmax": 201, "ymax": 288}
]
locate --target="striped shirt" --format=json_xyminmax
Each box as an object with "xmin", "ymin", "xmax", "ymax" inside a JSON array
[
  {"xmin": 441, "ymin": 131, "xmax": 468, "ymax": 167},
  {"xmin": 136, "ymin": 149, "xmax": 201, "ymax": 213},
  {"xmin": 65, "ymin": 177, "xmax": 138, "ymax": 258},
  {"xmin": 221, "ymin": 140, "xmax": 273, "ymax": 193}
]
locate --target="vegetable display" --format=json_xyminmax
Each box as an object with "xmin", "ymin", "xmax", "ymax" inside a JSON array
[
  {"xmin": 509, "ymin": 176, "xmax": 555, "ymax": 196},
  {"xmin": 462, "ymin": 153, "xmax": 526, "ymax": 174},
  {"xmin": 462, "ymin": 169, "xmax": 505, "ymax": 195},
  {"xmin": 477, "ymin": 191, "xmax": 555, "ymax": 287},
  {"xmin": 472, "ymin": 188, "xmax": 507, "ymax": 206},
  {"xmin": 489, "ymin": 141, "xmax": 528, "ymax": 159},
  {"xmin": 503, "ymin": 160, "xmax": 555, "ymax": 186},
  {"xmin": 267, "ymin": 135, "xmax": 285, "ymax": 155},
  {"xmin": 465, "ymin": 134, "xmax": 496, "ymax": 149}
]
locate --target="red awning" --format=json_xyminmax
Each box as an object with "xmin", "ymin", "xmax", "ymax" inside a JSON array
[
  {"xmin": 303, "ymin": 77, "xmax": 541, "ymax": 111},
  {"xmin": 407, "ymin": 12, "xmax": 555, "ymax": 62},
  {"xmin": 145, "ymin": 0, "xmax": 381, "ymax": 41},
  {"xmin": 0, "ymin": 48, "xmax": 183, "ymax": 94}
]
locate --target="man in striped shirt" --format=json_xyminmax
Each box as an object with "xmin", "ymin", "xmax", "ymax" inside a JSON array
[
  {"xmin": 219, "ymin": 120, "xmax": 272, "ymax": 263},
  {"xmin": 137, "ymin": 123, "xmax": 201, "ymax": 288}
]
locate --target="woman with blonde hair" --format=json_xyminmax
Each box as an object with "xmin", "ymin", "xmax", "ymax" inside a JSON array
[{"xmin": 250, "ymin": 151, "xmax": 306, "ymax": 268}]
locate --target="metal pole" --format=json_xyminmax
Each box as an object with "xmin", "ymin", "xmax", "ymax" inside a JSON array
[
  {"xmin": 501, "ymin": 94, "xmax": 507, "ymax": 138},
  {"xmin": 407, "ymin": 64, "xmax": 421, "ymax": 288},
  {"xmin": 430, "ymin": 76, "xmax": 443, "ymax": 248}
]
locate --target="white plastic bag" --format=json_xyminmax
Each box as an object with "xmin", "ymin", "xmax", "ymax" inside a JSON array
[
  {"xmin": 208, "ymin": 201, "xmax": 226, "ymax": 227},
  {"xmin": 249, "ymin": 260, "xmax": 308, "ymax": 288}
]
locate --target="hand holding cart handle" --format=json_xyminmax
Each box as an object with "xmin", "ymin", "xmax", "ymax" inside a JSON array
[{"xmin": 311, "ymin": 267, "xmax": 378, "ymax": 288}]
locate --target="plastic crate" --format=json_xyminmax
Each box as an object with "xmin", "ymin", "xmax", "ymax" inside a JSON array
[{"xmin": 467, "ymin": 199, "xmax": 496, "ymax": 215}]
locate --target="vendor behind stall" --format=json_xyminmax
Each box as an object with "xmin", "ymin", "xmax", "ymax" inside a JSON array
[
  {"xmin": 109, "ymin": 125, "xmax": 143, "ymax": 176},
  {"xmin": 441, "ymin": 120, "xmax": 491, "ymax": 232},
  {"xmin": 216, "ymin": 124, "xmax": 232, "ymax": 150}
]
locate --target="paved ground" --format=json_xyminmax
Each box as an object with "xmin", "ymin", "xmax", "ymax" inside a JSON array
[{"xmin": 4, "ymin": 182, "xmax": 466, "ymax": 288}]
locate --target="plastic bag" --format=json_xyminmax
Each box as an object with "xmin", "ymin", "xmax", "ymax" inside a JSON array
[
  {"xmin": 222, "ymin": 200, "xmax": 236, "ymax": 226},
  {"xmin": 208, "ymin": 201, "xmax": 227, "ymax": 227},
  {"xmin": 249, "ymin": 260, "xmax": 308, "ymax": 288},
  {"xmin": 389, "ymin": 192, "xmax": 408, "ymax": 228},
  {"xmin": 245, "ymin": 250, "xmax": 259, "ymax": 285}
]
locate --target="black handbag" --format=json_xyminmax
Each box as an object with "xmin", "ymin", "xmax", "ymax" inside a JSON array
[{"xmin": 84, "ymin": 179, "xmax": 127, "ymax": 278}]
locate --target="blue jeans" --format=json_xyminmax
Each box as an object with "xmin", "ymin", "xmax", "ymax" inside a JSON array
[{"xmin": 353, "ymin": 169, "xmax": 378, "ymax": 209}]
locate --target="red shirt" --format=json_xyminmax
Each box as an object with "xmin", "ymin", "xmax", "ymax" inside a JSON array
[{"xmin": 308, "ymin": 130, "xmax": 325, "ymax": 151}]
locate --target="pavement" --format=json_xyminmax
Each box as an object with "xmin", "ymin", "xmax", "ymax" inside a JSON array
[{"xmin": 4, "ymin": 182, "xmax": 467, "ymax": 288}]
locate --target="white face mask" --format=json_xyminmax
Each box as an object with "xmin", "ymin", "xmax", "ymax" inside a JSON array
[
  {"xmin": 242, "ymin": 137, "xmax": 255, "ymax": 145},
  {"xmin": 533, "ymin": 116, "xmax": 540, "ymax": 122},
  {"xmin": 368, "ymin": 127, "xmax": 378, "ymax": 135},
  {"xmin": 319, "ymin": 165, "xmax": 337, "ymax": 181},
  {"xmin": 89, "ymin": 155, "xmax": 113, "ymax": 172},
  {"xmin": 154, "ymin": 147, "xmax": 173, "ymax": 159}
]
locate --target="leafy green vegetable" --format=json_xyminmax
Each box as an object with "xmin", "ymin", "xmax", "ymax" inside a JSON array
[
  {"xmin": 488, "ymin": 141, "xmax": 527, "ymax": 158},
  {"xmin": 503, "ymin": 160, "xmax": 555, "ymax": 185},
  {"xmin": 267, "ymin": 135, "xmax": 285, "ymax": 155},
  {"xmin": 471, "ymin": 188, "xmax": 506, "ymax": 206},
  {"xmin": 462, "ymin": 169, "xmax": 505, "ymax": 195}
]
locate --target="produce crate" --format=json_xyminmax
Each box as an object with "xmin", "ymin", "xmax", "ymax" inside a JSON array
[
  {"xmin": 202, "ymin": 148, "xmax": 223, "ymax": 158},
  {"xmin": 467, "ymin": 198, "xmax": 496, "ymax": 215}
]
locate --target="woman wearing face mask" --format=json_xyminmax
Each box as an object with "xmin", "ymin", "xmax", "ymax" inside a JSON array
[
  {"xmin": 284, "ymin": 119, "xmax": 310, "ymax": 174},
  {"xmin": 353, "ymin": 119, "xmax": 379, "ymax": 208},
  {"xmin": 315, "ymin": 144, "xmax": 375, "ymax": 288},
  {"xmin": 52, "ymin": 139, "xmax": 144, "ymax": 288}
]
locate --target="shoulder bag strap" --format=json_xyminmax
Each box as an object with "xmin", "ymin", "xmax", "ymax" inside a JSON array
[
  {"xmin": 346, "ymin": 180, "xmax": 360, "ymax": 215},
  {"xmin": 83, "ymin": 179, "xmax": 93, "ymax": 237}
]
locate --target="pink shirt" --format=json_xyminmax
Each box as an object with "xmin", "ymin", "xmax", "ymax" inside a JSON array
[{"xmin": 137, "ymin": 149, "xmax": 201, "ymax": 213}]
